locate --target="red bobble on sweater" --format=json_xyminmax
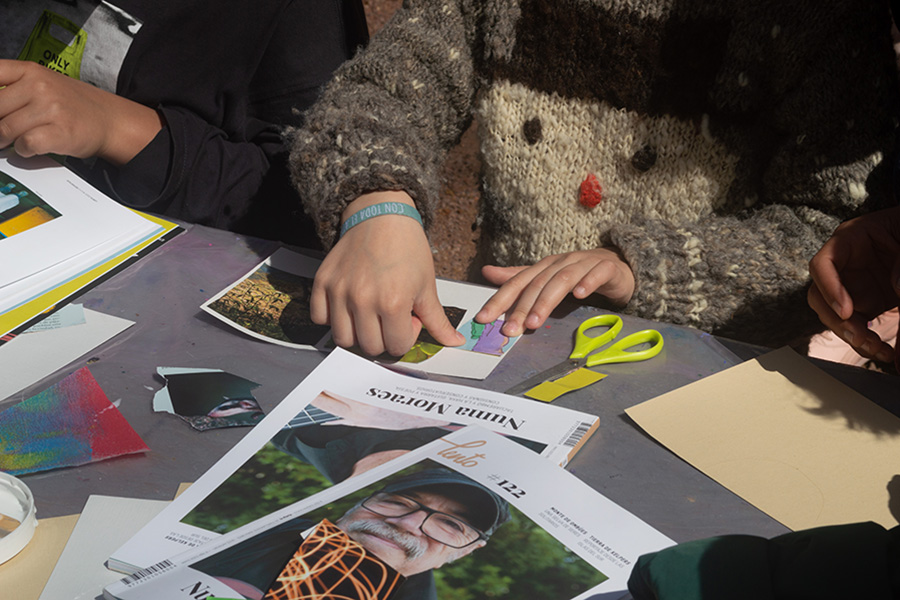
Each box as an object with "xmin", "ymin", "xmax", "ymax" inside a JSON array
[{"xmin": 579, "ymin": 173, "xmax": 602, "ymax": 208}]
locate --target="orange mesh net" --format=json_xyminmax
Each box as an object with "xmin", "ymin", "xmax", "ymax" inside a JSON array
[{"xmin": 263, "ymin": 519, "xmax": 405, "ymax": 600}]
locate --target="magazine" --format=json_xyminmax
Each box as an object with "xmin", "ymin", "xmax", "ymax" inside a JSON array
[
  {"xmin": 109, "ymin": 348, "xmax": 600, "ymax": 574},
  {"xmin": 0, "ymin": 150, "xmax": 180, "ymax": 338},
  {"xmin": 104, "ymin": 426, "xmax": 674, "ymax": 600},
  {"xmin": 200, "ymin": 247, "xmax": 522, "ymax": 379}
]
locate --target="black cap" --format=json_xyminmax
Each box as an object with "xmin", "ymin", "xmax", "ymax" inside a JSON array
[{"xmin": 381, "ymin": 468, "xmax": 510, "ymax": 536}]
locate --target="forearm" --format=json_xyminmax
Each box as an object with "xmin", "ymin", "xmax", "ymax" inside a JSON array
[
  {"xmin": 80, "ymin": 105, "xmax": 280, "ymax": 229},
  {"xmin": 290, "ymin": 0, "xmax": 483, "ymax": 248},
  {"xmin": 96, "ymin": 94, "xmax": 163, "ymax": 166}
]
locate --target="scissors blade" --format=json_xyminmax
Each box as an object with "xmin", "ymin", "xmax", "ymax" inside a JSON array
[{"xmin": 505, "ymin": 358, "xmax": 586, "ymax": 396}]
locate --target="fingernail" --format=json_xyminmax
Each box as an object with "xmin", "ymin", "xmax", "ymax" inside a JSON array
[
  {"xmin": 876, "ymin": 350, "xmax": 892, "ymax": 363},
  {"xmin": 574, "ymin": 286, "xmax": 586, "ymax": 298},
  {"xmin": 831, "ymin": 301, "xmax": 842, "ymax": 315},
  {"xmin": 861, "ymin": 340, "xmax": 872, "ymax": 354},
  {"xmin": 843, "ymin": 330, "xmax": 856, "ymax": 345}
]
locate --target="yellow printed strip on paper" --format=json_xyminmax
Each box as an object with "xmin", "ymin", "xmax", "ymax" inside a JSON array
[{"xmin": 525, "ymin": 368, "xmax": 607, "ymax": 403}]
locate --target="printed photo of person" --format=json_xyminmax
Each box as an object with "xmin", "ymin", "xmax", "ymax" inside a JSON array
[
  {"xmin": 192, "ymin": 462, "xmax": 607, "ymax": 600},
  {"xmin": 155, "ymin": 369, "xmax": 264, "ymax": 431}
]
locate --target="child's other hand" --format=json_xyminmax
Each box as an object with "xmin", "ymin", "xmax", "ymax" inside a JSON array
[
  {"xmin": 476, "ymin": 248, "xmax": 635, "ymax": 337},
  {"xmin": 0, "ymin": 59, "xmax": 162, "ymax": 165}
]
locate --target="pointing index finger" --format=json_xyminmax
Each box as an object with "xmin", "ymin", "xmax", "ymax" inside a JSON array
[{"xmin": 414, "ymin": 290, "xmax": 465, "ymax": 348}]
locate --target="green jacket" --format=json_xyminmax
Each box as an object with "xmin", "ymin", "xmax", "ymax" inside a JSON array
[{"xmin": 629, "ymin": 521, "xmax": 900, "ymax": 600}]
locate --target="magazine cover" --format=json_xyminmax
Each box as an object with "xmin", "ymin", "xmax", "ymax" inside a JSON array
[
  {"xmin": 109, "ymin": 348, "xmax": 600, "ymax": 573},
  {"xmin": 104, "ymin": 427, "xmax": 674, "ymax": 600}
]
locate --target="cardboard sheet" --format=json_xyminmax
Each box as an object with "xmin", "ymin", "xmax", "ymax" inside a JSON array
[
  {"xmin": 0, "ymin": 514, "xmax": 79, "ymax": 600},
  {"xmin": 626, "ymin": 347, "xmax": 900, "ymax": 530}
]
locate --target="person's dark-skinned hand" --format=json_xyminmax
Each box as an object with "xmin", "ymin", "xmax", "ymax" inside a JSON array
[{"xmin": 808, "ymin": 205, "xmax": 900, "ymax": 369}]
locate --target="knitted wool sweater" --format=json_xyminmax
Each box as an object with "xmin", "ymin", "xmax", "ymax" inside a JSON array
[{"xmin": 290, "ymin": 0, "xmax": 900, "ymax": 345}]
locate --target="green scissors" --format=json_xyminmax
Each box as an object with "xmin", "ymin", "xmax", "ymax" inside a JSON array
[{"xmin": 505, "ymin": 314, "xmax": 664, "ymax": 396}]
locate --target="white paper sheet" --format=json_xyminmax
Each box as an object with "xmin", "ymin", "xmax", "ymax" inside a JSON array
[
  {"xmin": 0, "ymin": 308, "xmax": 134, "ymax": 403},
  {"xmin": 39, "ymin": 496, "xmax": 169, "ymax": 600}
]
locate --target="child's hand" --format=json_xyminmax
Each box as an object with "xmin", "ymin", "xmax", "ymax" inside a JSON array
[
  {"xmin": 310, "ymin": 191, "xmax": 465, "ymax": 357},
  {"xmin": 476, "ymin": 248, "xmax": 635, "ymax": 337},
  {"xmin": 0, "ymin": 59, "xmax": 162, "ymax": 165}
]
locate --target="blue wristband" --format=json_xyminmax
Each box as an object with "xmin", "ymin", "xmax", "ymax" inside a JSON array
[{"xmin": 339, "ymin": 201, "xmax": 424, "ymax": 238}]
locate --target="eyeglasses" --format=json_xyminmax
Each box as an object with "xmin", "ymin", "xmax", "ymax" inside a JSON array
[{"xmin": 361, "ymin": 492, "xmax": 487, "ymax": 549}]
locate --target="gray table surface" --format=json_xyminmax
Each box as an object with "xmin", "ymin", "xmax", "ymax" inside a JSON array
[{"xmin": 5, "ymin": 222, "xmax": 898, "ymax": 550}]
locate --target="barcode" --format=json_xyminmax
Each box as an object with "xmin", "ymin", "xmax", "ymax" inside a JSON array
[
  {"xmin": 563, "ymin": 422, "xmax": 592, "ymax": 447},
  {"xmin": 121, "ymin": 560, "xmax": 174, "ymax": 585}
]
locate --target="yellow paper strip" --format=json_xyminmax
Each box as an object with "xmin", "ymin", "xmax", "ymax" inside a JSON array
[{"xmin": 525, "ymin": 368, "xmax": 607, "ymax": 402}]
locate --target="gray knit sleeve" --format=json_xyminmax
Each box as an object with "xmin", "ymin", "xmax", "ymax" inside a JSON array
[
  {"xmin": 289, "ymin": 0, "xmax": 483, "ymax": 248},
  {"xmin": 607, "ymin": 4, "xmax": 899, "ymax": 346},
  {"xmin": 608, "ymin": 207, "xmax": 843, "ymax": 346}
]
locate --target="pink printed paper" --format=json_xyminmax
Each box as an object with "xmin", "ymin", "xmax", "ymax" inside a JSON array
[{"xmin": 0, "ymin": 367, "xmax": 148, "ymax": 475}]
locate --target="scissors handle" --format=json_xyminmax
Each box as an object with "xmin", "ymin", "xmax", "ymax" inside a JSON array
[
  {"xmin": 570, "ymin": 315, "xmax": 623, "ymax": 359},
  {"xmin": 584, "ymin": 328, "xmax": 664, "ymax": 367}
]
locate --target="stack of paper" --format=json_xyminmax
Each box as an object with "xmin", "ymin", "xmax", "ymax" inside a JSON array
[{"xmin": 0, "ymin": 150, "xmax": 179, "ymax": 339}]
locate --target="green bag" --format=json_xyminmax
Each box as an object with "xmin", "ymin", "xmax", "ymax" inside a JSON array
[{"xmin": 17, "ymin": 10, "xmax": 87, "ymax": 79}]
